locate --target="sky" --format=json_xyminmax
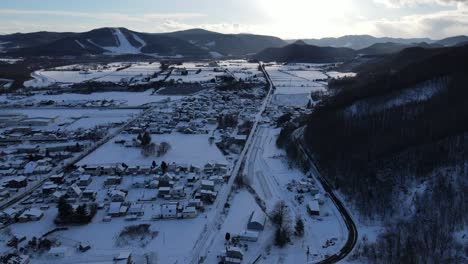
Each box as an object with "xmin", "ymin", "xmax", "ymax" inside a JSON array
[{"xmin": 0, "ymin": 0, "xmax": 467, "ymax": 39}]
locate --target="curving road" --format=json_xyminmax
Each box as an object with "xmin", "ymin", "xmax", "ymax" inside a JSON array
[{"xmin": 292, "ymin": 128, "xmax": 358, "ymax": 264}]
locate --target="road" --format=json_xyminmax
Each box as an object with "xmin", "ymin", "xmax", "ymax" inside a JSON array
[
  {"xmin": 189, "ymin": 63, "xmax": 274, "ymax": 264},
  {"xmin": 292, "ymin": 127, "xmax": 358, "ymax": 264}
]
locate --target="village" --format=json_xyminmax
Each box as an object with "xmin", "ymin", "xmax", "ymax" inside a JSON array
[{"xmin": 0, "ymin": 60, "xmax": 349, "ymax": 264}]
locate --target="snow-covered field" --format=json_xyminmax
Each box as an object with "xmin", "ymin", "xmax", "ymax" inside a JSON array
[
  {"xmin": 78, "ymin": 132, "xmax": 227, "ymax": 167},
  {"xmin": 220, "ymin": 60, "xmax": 266, "ymax": 82},
  {"xmin": 266, "ymin": 65, "xmax": 327, "ymax": 95},
  {"xmin": 23, "ymin": 62, "xmax": 160, "ymax": 88},
  {"xmin": 243, "ymin": 126, "xmax": 346, "ymax": 262},
  {"xmin": 1, "ymin": 108, "xmax": 140, "ymax": 131},
  {"xmin": 0, "ymin": 90, "xmax": 181, "ymax": 107}
]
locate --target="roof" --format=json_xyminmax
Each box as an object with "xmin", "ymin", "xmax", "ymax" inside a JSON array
[
  {"xmin": 308, "ymin": 200, "xmax": 320, "ymax": 212},
  {"xmin": 249, "ymin": 210, "xmax": 266, "ymax": 226}
]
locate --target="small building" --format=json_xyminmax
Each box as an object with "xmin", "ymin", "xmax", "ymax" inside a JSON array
[
  {"xmin": 248, "ymin": 210, "xmax": 266, "ymax": 231},
  {"xmin": 109, "ymin": 190, "xmax": 127, "ymax": 202},
  {"xmin": 307, "ymin": 200, "xmax": 320, "ymax": 216},
  {"xmin": 161, "ymin": 203, "xmax": 177, "ymax": 219},
  {"xmin": 104, "ymin": 176, "xmax": 122, "ymax": 186},
  {"xmin": 224, "ymin": 246, "xmax": 244, "ymax": 264},
  {"xmin": 128, "ymin": 203, "xmax": 144, "ymax": 216},
  {"xmin": 182, "ymin": 206, "xmax": 197, "ymax": 218},
  {"xmin": 238, "ymin": 230, "xmax": 259, "ymax": 242},
  {"xmin": 47, "ymin": 246, "xmax": 72, "ymax": 258},
  {"xmin": 77, "ymin": 174, "xmax": 92, "ymax": 187},
  {"xmin": 201, "ymin": 180, "xmax": 215, "ymax": 191},
  {"xmin": 67, "ymin": 184, "xmax": 82, "ymax": 199},
  {"xmin": 18, "ymin": 208, "xmax": 44, "ymax": 222}
]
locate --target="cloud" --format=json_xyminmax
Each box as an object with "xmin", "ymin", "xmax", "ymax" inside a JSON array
[
  {"xmin": 0, "ymin": 9, "xmax": 205, "ymax": 24},
  {"xmin": 374, "ymin": 0, "xmax": 468, "ymax": 8},
  {"xmin": 365, "ymin": 5, "xmax": 468, "ymax": 38}
]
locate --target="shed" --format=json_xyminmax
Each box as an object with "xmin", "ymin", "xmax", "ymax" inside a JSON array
[{"xmin": 247, "ymin": 210, "xmax": 266, "ymax": 231}]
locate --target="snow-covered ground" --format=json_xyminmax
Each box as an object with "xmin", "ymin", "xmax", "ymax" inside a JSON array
[
  {"xmin": 0, "ymin": 90, "xmax": 181, "ymax": 107},
  {"xmin": 23, "ymin": 62, "xmax": 160, "ymax": 88},
  {"xmin": 244, "ymin": 126, "xmax": 346, "ymax": 263},
  {"xmin": 266, "ymin": 64, "xmax": 327, "ymax": 95},
  {"xmin": 78, "ymin": 132, "xmax": 227, "ymax": 167},
  {"xmin": 1, "ymin": 108, "xmax": 140, "ymax": 131}
]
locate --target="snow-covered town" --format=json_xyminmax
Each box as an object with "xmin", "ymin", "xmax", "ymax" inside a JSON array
[{"xmin": 0, "ymin": 59, "xmax": 354, "ymax": 264}]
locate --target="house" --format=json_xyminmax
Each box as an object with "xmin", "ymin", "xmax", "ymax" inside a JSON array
[
  {"xmin": 67, "ymin": 184, "xmax": 82, "ymax": 199},
  {"xmin": 223, "ymin": 246, "xmax": 244, "ymax": 264},
  {"xmin": 108, "ymin": 202, "xmax": 123, "ymax": 217},
  {"xmin": 307, "ymin": 200, "xmax": 320, "ymax": 216},
  {"xmin": 188, "ymin": 198, "xmax": 203, "ymax": 209},
  {"xmin": 0, "ymin": 207, "xmax": 22, "ymax": 224},
  {"xmin": 104, "ymin": 176, "xmax": 122, "ymax": 186},
  {"xmin": 50, "ymin": 173, "xmax": 65, "ymax": 184},
  {"xmin": 182, "ymin": 206, "xmax": 197, "ymax": 218},
  {"xmin": 171, "ymin": 185, "xmax": 185, "ymax": 197},
  {"xmin": 161, "ymin": 203, "xmax": 177, "ymax": 219},
  {"xmin": 158, "ymin": 186, "xmax": 171, "ymax": 198},
  {"xmin": 158, "ymin": 173, "xmax": 175, "ymax": 187},
  {"xmin": 42, "ymin": 182, "xmax": 58, "ymax": 195},
  {"xmin": 128, "ymin": 203, "xmax": 144, "ymax": 216},
  {"xmin": 109, "ymin": 190, "xmax": 127, "ymax": 202},
  {"xmin": 4, "ymin": 176, "xmax": 27, "ymax": 189},
  {"xmin": 201, "ymin": 180, "xmax": 215, "ymax": 191},
  {"xmin": 248, "ymin": 210, "xmax": 266, "ymax": 231},
  {"xmin": 77, "ymin": 174, "xmax": 92, "ymax": 187},
  {"xmin": 18, "ymin": 208, "xmax": 44, "ymax": 222},
  {"xmin": 82, "ymin": 190, "xmax": 97, "ymax": 201}
]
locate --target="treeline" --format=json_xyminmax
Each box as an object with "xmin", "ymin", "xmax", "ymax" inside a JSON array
[{"xmin": 278, "ymin": 46, "xmax": 468, "ymax": 262}]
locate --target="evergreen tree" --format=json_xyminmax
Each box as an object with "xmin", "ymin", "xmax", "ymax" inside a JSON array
[
  {"xmin": 161, "ymin": 161, "xmax": 168, "ymax": 173},
  {"xmin": 57, "ymin": 196, "xmax": 72, "ymax": 221},
  {"xmin": 294, "ymin": 217, "xmax": 305, "ymax": 237}
]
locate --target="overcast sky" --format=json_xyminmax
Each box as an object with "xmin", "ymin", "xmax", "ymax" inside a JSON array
[{"xmin": 0, "ymin": 0, "xmax": 467, "ymax": 39}]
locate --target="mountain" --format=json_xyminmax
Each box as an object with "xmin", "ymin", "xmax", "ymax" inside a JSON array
[
  {"xmin": 435, "ymin": 35, "xmax": 468, "ymax": 47},
  {"xmin": 358, "ymin": 41, "xmax": 442, "ymax": 55},
  {"xmin": 162, "ymin": 28, "xmax": 286, "ymax": 56},
  {"xmin": 253, "ymin": 43, "xmax": 356, "ymax": 62},
  {"xmin": 2, "ymin": 27, "xmax": 286, "ymax": 58},
  {"xmin": 291, "ymin": 35, "xmax": 434, "ymax": 50},
  {"xmin": 0, "ymin": 31, "xmax": 76, "ymax": 51}
]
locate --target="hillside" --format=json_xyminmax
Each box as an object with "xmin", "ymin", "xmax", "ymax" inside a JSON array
[
  {"xmin": 278, "ymin": 45, "xmax": 468, "ymax": 263},
  {"xmin": 2, "ymin": 27, "xmax": 286, "ymax": 58},
  {"xmin": 293, "ymin": 35, "xmax": 434, "ymax": 49},
  {"xmin": 281, "ymin": 46, "xmax": 468, "ymax": 263},
  {"xmin": 253, "ymin": 43, "xmax": 356, "ymax": 62}
]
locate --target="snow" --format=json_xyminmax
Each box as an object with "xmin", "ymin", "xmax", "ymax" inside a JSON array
[
  {"xmin": 209, "ymin": 51, "xmax": 223, "ymax": 58},
  {"xmin": 239, "ymin": 125, "xmax": 347, "ymax": 262},
  {"xmin": 74, "ymin": 40, "xmax": 86, "ymax": 49},
  {"xmin": 327, "ymin": 71, "xmax": 356, "ymax": 79},
  {"xmin": 78, "ymin": 133, "xmax": 228, "ymax": 167},
  {"xmin": 23, "ymin": 62, "xmax": 160, "ymax": 88},
  {"xmin": 131, "ymin": 33, "xmax": 146, "ymax": 48},
  {"xmin": 1, "ymin": 108, "xmax": 140, "ymax": 131},
  {"xmin": 344, "ymin": 79, "xmax": 447, "ymax": 117},
  {"xmin": 266, "ymin": 65, "xmax": 327, "ymax": 95},
  {"xmin": 0, "ymin": 90, "xmax": 181, "ymax": 107},
  {"xmin": 102, "ymin": 28, "xmax": 142, "ymax": 55}
]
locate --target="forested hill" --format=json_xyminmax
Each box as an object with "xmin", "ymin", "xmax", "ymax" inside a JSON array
[{"xmin": 301, "ymin": 45, "xmax": 468, "ymax": 263}]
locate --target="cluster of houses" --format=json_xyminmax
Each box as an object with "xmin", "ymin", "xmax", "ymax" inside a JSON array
[
  {"xmin": 0, "ymin": 160, "xmax": 231, "ymax": 227},
  {"xmin": 123, "ymin": 88, "xmax": 264, "ymax": 138}
]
